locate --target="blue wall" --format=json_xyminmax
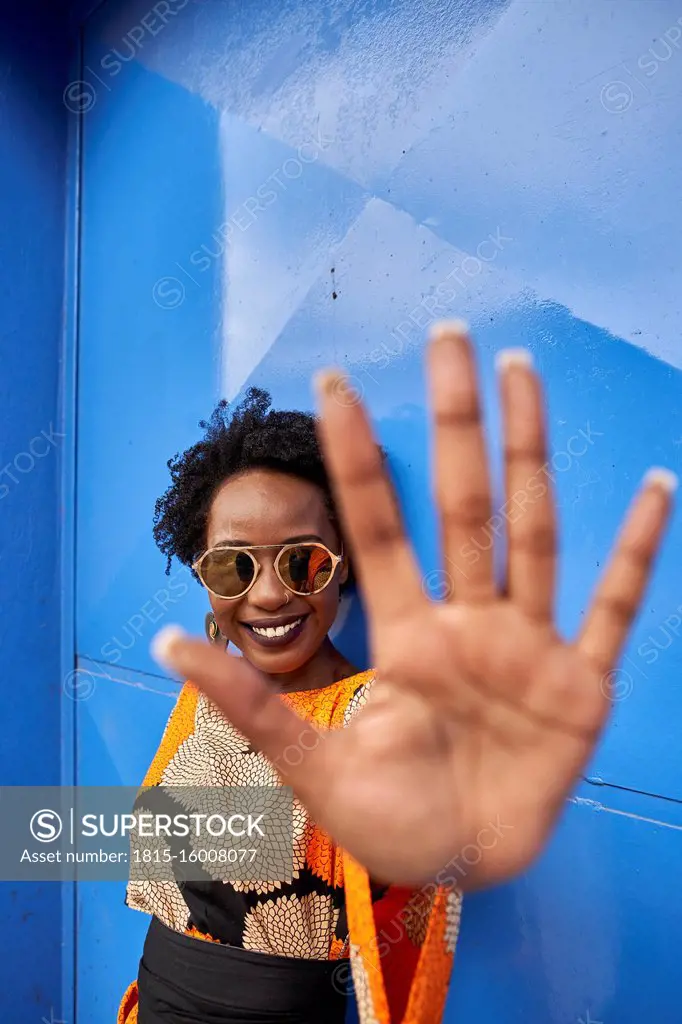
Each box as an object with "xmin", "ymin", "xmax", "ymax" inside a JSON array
[
  {"xmin": 0, "ymin": 1, "xmax": 71, "ymax": 1018},
  {"xmin": 3, "ymin": 0, "xmax": 682, "ymax": 1020},
  {"xmin": 72, "ymin": 2, "xmax": 682, "ymax": 1022}
]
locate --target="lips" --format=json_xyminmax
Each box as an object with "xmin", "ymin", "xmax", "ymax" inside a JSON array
[
  {"xmin": 242, "ymin": 612, "xmax": 307, "ymax": 630},
  {"xmin": 239, "ymin": 612, "xmax": 310, "ymax": 649}
]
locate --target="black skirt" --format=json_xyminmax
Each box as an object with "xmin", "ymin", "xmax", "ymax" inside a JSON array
[{"xmin": 137, "ymin": 917, "xmax": 349, "ymax": 1024}]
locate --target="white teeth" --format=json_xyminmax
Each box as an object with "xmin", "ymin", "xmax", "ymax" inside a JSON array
[{"xmin": 252, "ymin": 618, "xmax": 302, "ymax": 638}]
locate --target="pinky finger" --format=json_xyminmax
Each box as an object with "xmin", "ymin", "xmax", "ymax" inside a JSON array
[{"xmin": 577, "ymin": 468, "xmax": 677, "ymax": 674}]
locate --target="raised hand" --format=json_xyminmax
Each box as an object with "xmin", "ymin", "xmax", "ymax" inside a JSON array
[{"xmin": 152, "ymin": 322, "xmax": 675, "ymax": 887}]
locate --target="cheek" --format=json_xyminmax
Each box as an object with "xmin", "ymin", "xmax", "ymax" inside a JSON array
[
  {"xmin": 210, "ymin": 596, "xmax": 241, "ymax": 633},
  {"xmin": 308, "ymin": 586, "xmax": 340, "ymax": 630}
]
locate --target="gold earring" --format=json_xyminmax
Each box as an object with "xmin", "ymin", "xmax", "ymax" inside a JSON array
[{"xmin": 206, "ymin": 614, "xmax": 219, "ymax": 642}]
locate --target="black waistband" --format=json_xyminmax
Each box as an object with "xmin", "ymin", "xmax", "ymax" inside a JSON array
[{"xmin": 137, "ymin": 917, "xmax": 349, "ymax": 1024}]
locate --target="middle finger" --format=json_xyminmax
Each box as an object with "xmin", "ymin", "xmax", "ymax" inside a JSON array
[{"xmin": 427, "ymin": 321, "xmax": 496, "ymax": 603}]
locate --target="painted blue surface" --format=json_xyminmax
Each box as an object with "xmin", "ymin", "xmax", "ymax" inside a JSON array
[
  {"xmin": 446, "ymin": 781, "xmax": 682, "ymax": 1022},
  {"xmin": 0, "ymin": 1, "xmax": 71, "ymax": 1018},
  {"xmin": 71, "ymin": 0, "xmax": 682, "ymax": 1021}
]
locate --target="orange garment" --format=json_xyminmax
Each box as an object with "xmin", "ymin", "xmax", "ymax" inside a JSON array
[{"xmin": 118, "ymin": 673, "xmax": 459, "ymax": 1023}]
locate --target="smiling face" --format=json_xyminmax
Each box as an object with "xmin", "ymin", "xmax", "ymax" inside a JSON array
[{"xmin": 203, "ymin": 468, "xmax": 348, "ymax": 675}]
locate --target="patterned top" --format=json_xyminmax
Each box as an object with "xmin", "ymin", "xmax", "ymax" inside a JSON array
[{"xmin": 118, "ymin": 671, "xmax": 461, "ymax": 1024}]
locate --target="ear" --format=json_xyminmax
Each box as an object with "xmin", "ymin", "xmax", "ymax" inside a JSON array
[{"xmin": 339, "ymin": 552, "xmax": 350, "ymax": 586}]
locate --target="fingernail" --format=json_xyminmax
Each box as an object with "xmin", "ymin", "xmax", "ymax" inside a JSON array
[
  {"xmin": 644, "ymin": 467, "xmax": 678, "ymax": 493},
  {"xmin": 313, "ymin": 368, "xmax": 344, "ymax": 397},
  {"xmin": 495, "ymin": 348, "xmax": 534, "ymax": 371},
  {"xmin": 430, "ymin": 319, "xmax": 470, "ymax": 341},
  {"xmin": 151, "ymin": 625, "xmax": 187, "ymax": 668}
]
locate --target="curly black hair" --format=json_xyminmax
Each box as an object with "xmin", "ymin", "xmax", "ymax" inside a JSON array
[{"xmin": 153, "ymin": 387, "xmax": 358, "ymax": 590}]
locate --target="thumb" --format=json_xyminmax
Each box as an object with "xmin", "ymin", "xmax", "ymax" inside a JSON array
[{"xmin": 151, "ymin": 626, "xmax": 328, "ymax": 787}]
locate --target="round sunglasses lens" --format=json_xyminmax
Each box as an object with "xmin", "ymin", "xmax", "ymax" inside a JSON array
[
  {"xmin": 280, "ymin": 545, "xmax": 334, "ymax": 595},
  {"xmin": 200, "ymin": 549, "xmax": 255, "ymax": 597}
]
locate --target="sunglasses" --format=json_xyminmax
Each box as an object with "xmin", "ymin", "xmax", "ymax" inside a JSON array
[{"xmin": 193, "ymin": 542, "xmax": 344, "ymax": 601}]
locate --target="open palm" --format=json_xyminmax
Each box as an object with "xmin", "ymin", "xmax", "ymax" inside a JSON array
[{"xmin": 153, "ymin": 323, "xmax": 674, "ymax": 887}]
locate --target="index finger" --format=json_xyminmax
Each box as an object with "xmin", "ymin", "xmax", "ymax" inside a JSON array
[{"xmin": 314, "ymin": 371, "xmax": 425, "ymax": 624}]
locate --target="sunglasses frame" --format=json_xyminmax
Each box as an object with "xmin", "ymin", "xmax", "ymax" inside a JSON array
[{"xmin": 192, "ymin": 541, "xmax": 345, "ymax": 601}]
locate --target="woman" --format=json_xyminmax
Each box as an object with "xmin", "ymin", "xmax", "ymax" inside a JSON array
[
  {"xmin": 118, "ymin": 377, "xmax": 456, "ymax": 1023},
  {"xmin": 122, "ymin": 322, "xmax": 674, "ymax": 1023}
]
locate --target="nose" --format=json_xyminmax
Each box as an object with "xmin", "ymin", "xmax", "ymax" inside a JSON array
[{"xmin": 247, "ymin": 558, "xmax": 290, "ymax": 611}]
